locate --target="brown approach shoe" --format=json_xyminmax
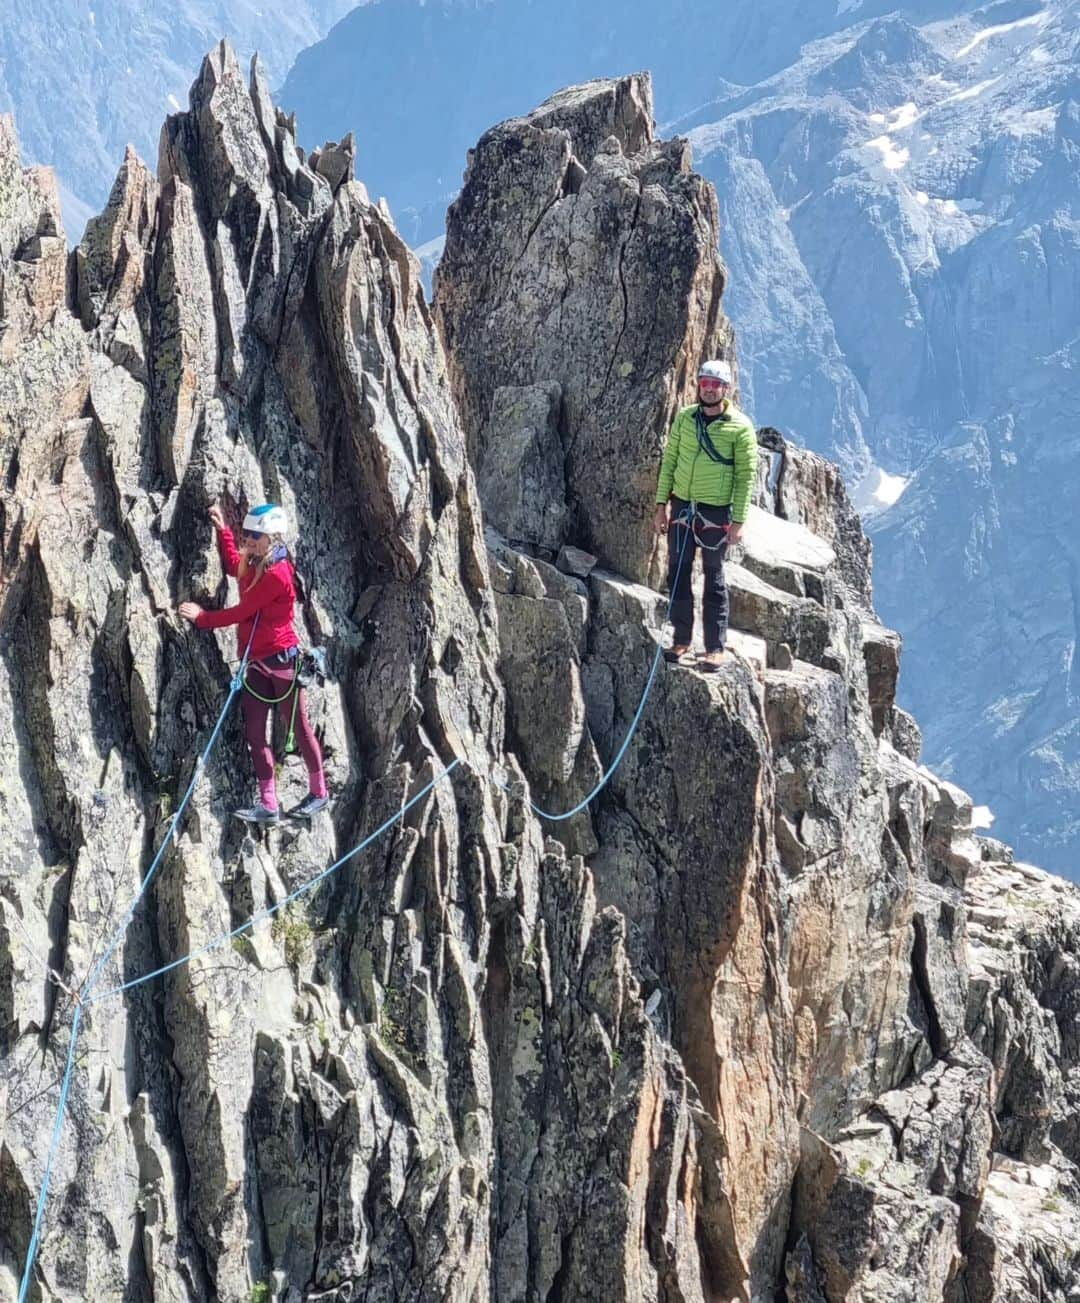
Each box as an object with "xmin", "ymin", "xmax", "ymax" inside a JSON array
[
  {"xmin": 663, "ymin": 644, "xmax": 693, "ymax": 665},
  {"xmin": 697, "ymin": 649, "xmax": 725, "ymax": 674}
]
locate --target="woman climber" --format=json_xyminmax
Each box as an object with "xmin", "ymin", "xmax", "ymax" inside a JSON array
[{"xmin": 178, "ymin": 502, "xmax": 329, "ymax": 824}]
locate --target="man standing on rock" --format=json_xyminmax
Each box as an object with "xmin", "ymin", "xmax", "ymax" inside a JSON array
[{"xmin": 653, "ymin": 359, "xmax": 758, "ymax": 672}]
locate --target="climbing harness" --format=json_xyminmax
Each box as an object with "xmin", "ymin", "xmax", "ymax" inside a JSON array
[
  {"xmin": 243, "ymin": 649, "xmax": 302, "ymax": 754},
  {"xmin": 673, "ymin": 499, "xmax": 731, "ymax": 553},
  {"xmin": 18, "ymin": 517, "xmax": 705, "ymax": 1297},
  {"xmin": 242, "ymin": 646, "xmax": 328, "ymax": 755}
]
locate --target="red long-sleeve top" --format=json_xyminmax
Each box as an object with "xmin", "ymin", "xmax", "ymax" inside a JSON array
[{"xmin": 194, "ymin": 527, "xmax": 300, "ymax": 663}]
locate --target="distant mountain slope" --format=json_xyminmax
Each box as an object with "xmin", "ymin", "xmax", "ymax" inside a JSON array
[
  {"xmin": 281, "ymin": 0, "xmax": 1080, "ymax": 877},
  {"xmin": 684, "ymin": 2, "xmax": 1080, "ymax": 872},
  {"xmin": 279, "ymin": 0, "xmax": 742, "ymax": 243},
  {"xmin": 672, "ymin": 0, "xmax": 996, "ymax": 80},
  {"xmin": 0, "ymin": 0, "xmax": 359, "ymax": 234}
]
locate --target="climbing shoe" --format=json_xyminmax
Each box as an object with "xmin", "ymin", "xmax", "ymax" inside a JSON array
[
  {"xmin": 286, "ymin": 794, "xmax": 330, "ymax": 820},
  {"xmin": 234, "ymin": 802, "xmax": 280, "ymax": 825},
  {"xmin": 663, "ymin": 645, "xmax": 693, "ymax": 665},
  {"xmin": 697, "ymin": 651, "xmax": 725, "ymax": 674}
]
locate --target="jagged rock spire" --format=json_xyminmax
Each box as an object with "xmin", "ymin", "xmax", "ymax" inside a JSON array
[
  {"xmin": 0, "ymin": 47, "xmax": 721, "ymax": 1303},
  {"xmin": 2, "ymin": 45, "xmax": 1080, "ymax": 1303},
  {"xmin": 435, "ymin": 72, "xmax": 736, "ymax": 586}
]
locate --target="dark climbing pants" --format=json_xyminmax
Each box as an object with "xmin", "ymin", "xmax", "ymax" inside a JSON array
[
  {"xmin": 667, "ymin": 497, "xmax": 731, "ymax": 653},
  {"xmin": 242, "ymin": 657, "xmax": 325, "ymax": 805}
]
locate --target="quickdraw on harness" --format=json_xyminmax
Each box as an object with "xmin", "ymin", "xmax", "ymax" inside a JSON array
[{"xmin": 242, "ymin": 645, "xmax": 329, "ymax": 754}]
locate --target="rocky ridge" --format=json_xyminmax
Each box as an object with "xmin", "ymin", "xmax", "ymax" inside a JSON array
[
  {"xmin": 0, "ymin": 52, "xmax": 1078, "ymax": 1303},
  {"xmin": 275, "ymin": 0, "xmax": 1080, "ymax": 881},
  {"xmin": 678, "ymin": 0, "xmax": 1080, "ymax": 877},
  {"xmin": 0, "ymin": 0, "xmax": 358, "ymax": 236}
]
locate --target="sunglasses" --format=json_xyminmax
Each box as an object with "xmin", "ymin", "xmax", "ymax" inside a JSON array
[
  {"xmin": 698, "ymin": 378, "xmax": 731, "ymax": 389},
  {"xmin": 242, "ymin": 529, "xmax": 265, "ymax": 541}
]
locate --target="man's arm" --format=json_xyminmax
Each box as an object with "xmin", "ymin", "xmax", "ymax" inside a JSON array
[
  {"xmin": 728, "ymin": 421, "xmax": 759, "ymax": 538},
  {"xmin": 656, "ymin": 413, "xmax": 682, "ymax": 505},
  {"xmin": 654, "ymin": 414, "xmax": 683, "ymax": 532}
]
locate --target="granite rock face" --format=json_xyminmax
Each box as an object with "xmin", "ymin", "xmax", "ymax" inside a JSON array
[
  {"xmin": 435, "ymin": 74, "xmax": 734, "ymax": 588},
  {"xmin": 0, "ymin": 51, "xmax": 706, "ymax": 1303},
  {"xmin": 483, "ymin": 410, "xmax": 1080, "ymax": 1298},
  {"xmin": 475, "ymin": 384, "xmax": 568, "ymax": 551},
  {"xmin": 3, "ymin": 54, "xmax": 1080, "ymax": 1303}
]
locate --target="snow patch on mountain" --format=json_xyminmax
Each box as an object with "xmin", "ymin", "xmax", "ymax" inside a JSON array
[
  {"xmin": 972, "ymin": 804, "xmax": 996, "ymax": 829},
  {"xmin": 415, "ymin": 233, "xmax": 446, "ymax": 297},
  {"xmin": 867, "ymin": 135, "xmax": 911, "ymax": 168},
  {"xmin": 887, "ymin": 101, "xmax": 921, "ymax": 129},
  {"xmin": 942, "ymin": 74, "xmax": 1003, "ymax": 103},
  {"xmin": 853, "ymin": 465, "xmax": 911, "ymax": 515},
  {"xmin": 954, "ymin": 11, "xmax": 1046, "ymax": 58}
]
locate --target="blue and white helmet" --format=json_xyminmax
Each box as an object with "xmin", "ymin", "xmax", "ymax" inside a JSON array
[{"xmin": 242, "ymin": 503, "xmax": 290, "ymax": 537}]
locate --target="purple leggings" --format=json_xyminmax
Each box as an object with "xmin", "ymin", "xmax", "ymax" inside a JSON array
[{"xmin": 242, "ymin": 658, "xmax": 326, "ymax": 810}]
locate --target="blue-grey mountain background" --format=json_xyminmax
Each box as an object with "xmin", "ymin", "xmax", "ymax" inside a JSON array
[{"xmin": 4, "ymin": 0, "xmax": 1079, "ymax": 876}]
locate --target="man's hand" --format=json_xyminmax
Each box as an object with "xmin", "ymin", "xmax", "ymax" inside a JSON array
[
  {"xmin": 653, "ymin": 504, "xmax": 669, "ymax": 535},
  {"xmin": 178, "ymin": 602, "xmax": 203, "ymax": 623},
  {"xmin": 726, "ymin": 521, "xmax": 744, "ymax": 545},
  {"xmin": 208, "ymin": 503, "xmax": 226, "ymax": 531}
]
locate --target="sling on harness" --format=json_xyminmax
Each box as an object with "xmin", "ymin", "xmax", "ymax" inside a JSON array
[
  {"xmin": 242, "ymin": 646, "xmax": 328, "ymax": 755},
  {"xmin": 695, "ymin": 406, "xmax": 735, "ymax": 466}
]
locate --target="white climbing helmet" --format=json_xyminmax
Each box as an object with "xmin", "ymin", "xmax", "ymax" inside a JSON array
[
  {"xmin": 242, "ymin": 503, "xmax": 290, "ymax": 537},
  {"xmin": 698, "ymin": 359, "xmax": 733, "ymax": 384}
]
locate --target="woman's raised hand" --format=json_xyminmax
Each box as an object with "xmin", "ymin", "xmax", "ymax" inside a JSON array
[
  {"xmin": 208, "ymin": 503, "xmax": 226, "ymax": 531},
  {"xmin": 178, "ymin": 602, "xmax": 203, "ymax": 623}
]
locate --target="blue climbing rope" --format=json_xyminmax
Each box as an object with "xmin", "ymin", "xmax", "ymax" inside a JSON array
[
  {"xmin": 17, "ymin": 512, "xmax": 708, "ymax": 1295},
  {"xmin": 17, "ymin": 1004, "xmax": 81, "ymax": 1303},
  {"xmin": 17, "ymin": 747, "xmax": 458, "ymax": 1300},
  {"xmin": 88, "ymin": 759, "xmax": 462, "ymax": 1003},
  {"xmin": 496, "ymin": 508, "xmax": 695, "ymax": 822},
  {"xmin": 18, "ymin": 621, "xmax": 258, "ymax": 1303},
  {"xmin": 82, "ymin": 661, "xmax": 254, "ymax": 995}
]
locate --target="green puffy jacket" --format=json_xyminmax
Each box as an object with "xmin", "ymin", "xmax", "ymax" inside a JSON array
[{"xmin": 655, "ymin": 402, "xmax": 758, "ymax": 522}]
